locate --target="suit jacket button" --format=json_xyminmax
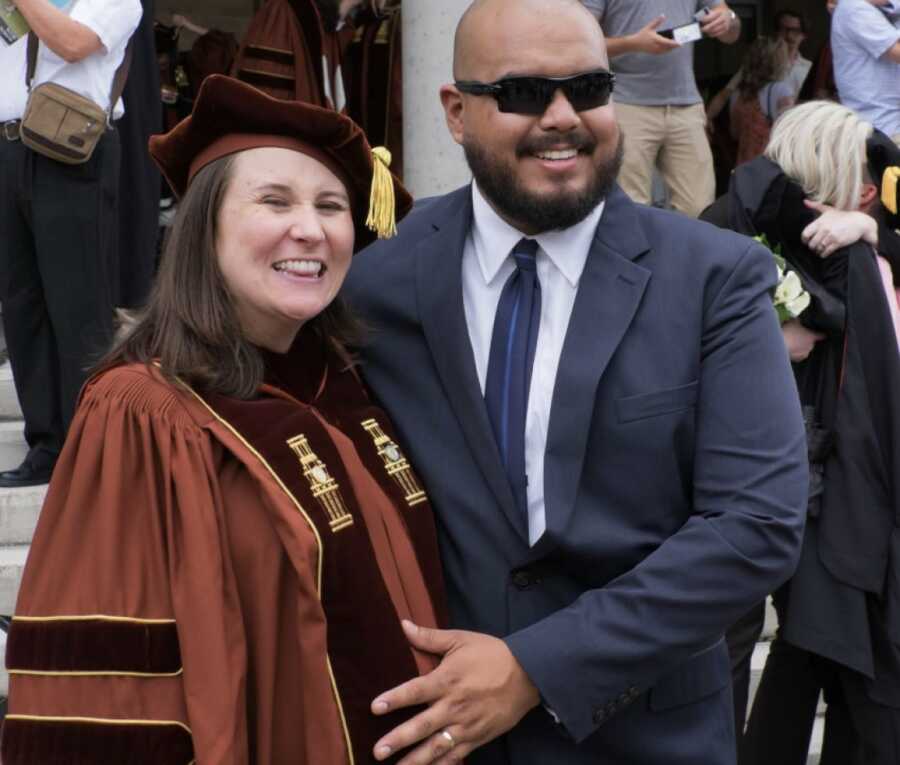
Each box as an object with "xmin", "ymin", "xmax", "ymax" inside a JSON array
[{"xmin": 511, "ymin": 569, "xmax": 533, "ymax": 589}]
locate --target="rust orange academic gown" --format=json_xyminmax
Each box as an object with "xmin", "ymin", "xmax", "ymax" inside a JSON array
[{"xmin": 1, "ymin": 340, "xmax": 448, "ymax": 764}]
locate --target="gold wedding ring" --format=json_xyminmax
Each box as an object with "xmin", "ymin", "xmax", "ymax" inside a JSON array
[{"xmin": 441, "ymin": 730, "xmax": 456, "ymax": 749}]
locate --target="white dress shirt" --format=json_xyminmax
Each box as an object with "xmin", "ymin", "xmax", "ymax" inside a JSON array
[
  {"xmin": 0, "ymin": 0, "xmax": 142, "ymax": 123},
  {"xmin": 462, "ymin": 182, "xmax": 605, "ymax": 545}
]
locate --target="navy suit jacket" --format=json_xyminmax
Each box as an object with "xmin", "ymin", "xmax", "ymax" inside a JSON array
[{"xmin": 343, "ymin": 185, "xmax": 807, "ymax": 765}]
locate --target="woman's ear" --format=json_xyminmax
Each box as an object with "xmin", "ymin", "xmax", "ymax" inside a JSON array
[{"xmin": 859, "ymin": 182, "xmax": 879, "ymax": 211}]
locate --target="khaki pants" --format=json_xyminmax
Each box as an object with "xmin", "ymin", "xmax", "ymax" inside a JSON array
[{"xmin": 615, "ymin": 102, "xmax": 715, "ymax": 218}]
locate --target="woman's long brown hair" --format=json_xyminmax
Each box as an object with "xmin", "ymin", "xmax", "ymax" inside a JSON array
[{"xmin": 95, "ymin": 155, "xmax": 362, "ymax": 399}]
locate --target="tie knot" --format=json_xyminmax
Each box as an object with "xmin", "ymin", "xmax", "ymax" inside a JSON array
[{"xmin": 512, "ymin": 238, "xmax": 538, "ymax": 272}]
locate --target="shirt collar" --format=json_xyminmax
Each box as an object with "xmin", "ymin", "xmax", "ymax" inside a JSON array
[{"xmin": 470, "ymin": 181, "xmax": 604, "ymax": 288}]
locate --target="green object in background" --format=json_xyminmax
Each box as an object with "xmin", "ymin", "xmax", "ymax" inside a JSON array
[
  {"xmin": 0, "ymin": 2, "xmax": 29, "ymax": 45},
  {"xmin": 1, "ymin": 0, "xmax": 72, "ymax": 45}
]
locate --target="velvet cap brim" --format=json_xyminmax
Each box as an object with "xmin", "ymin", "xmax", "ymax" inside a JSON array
[{"xmin": 148, "ymin": 74, "xmax": 412, "ymax": 249}]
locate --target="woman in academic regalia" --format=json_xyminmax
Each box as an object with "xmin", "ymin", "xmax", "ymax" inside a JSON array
[{"xmin": 0, "ymin": 75, "xmax": 451, "ymax": 765}]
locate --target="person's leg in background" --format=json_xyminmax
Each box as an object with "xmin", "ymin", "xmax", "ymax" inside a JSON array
[
  {"xmin": 739, "ymin": 638, "xmax": 822, "ymax": 765},
  {"xmin": 726, "ymin": 601, "xmax": 766, "ymax": 739},
  {"xmin": 739, "ymin": 585, "xmax": 822, "ymax": 765},
  {"xmin": 820, "ymin": 665, "xmax": 900, "ymax": 765},
  {"xmin": 0, "ymin": 139, "xmax": 63, "ymax": 484},
  {"xmin": 658, "ymin": 103, "xmax": 716, "ymax": 218},
  {"xmin": 34, "ymin": 131, "xmax": 119, "ymax": 438},
  {"xmin": 0, "ymin": 130, "xmax": 120, "ymax": 487},
  {"xmin": 614, "ymin": 102, "xmax": 665, "ymax": 206}
]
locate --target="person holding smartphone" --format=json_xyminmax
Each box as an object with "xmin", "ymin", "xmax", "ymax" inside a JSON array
[{"xmin": 582, "ymin": 1, "xmax": 740, "ymax": 218}]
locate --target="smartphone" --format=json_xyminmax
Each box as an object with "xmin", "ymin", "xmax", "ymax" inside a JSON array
[{"xmin": 658, "ymin": 21, "xmax": 702, "ymax": 43}]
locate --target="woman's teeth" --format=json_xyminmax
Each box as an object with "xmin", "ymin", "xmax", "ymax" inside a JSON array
[{"xmin": 273, "ymin": 259, "xmax": 323, "ymax": 276}]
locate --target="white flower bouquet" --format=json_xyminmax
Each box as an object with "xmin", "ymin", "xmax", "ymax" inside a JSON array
[{"xmin": 754, "ymin": 235, "xmax": 811, "ymax": 323}]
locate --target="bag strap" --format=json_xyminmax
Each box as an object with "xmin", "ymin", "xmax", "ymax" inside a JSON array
[
  {"xmin": 25, "ymin": 32, "xmax": 38, "ymax": 89},
  {"xmin": 26, "ymin": 31, "xmax": 135, "ymax": 122},
  {"xmin": 107, "ymin": 36, "xmax": 135, "ymax": 122}
]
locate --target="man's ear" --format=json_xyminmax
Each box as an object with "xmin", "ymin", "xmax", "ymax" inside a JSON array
[
  {"xmin": 860, "ymin": 182, "xmax": 879, "ymax": 211},
  {"xmin": 440, "ymin": 84, "xmax": 466, "ymax": 146}
]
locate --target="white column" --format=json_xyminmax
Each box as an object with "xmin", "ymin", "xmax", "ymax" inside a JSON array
[{"xmin": 402, "ymin": 0, "xmax": 472, "ymax": 198}]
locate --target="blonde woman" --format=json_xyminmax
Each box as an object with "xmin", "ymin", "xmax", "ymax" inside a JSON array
[{"xmin": 703, "ymin": 100, "xmax": 900, "ymax": 765}]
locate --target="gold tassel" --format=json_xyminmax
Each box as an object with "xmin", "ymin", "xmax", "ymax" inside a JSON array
[
  {"xmin": 882, "ymin": 166, "xmax": 900, "ymax": 215},
  {"xmin": 366, "ymin": 146, "xmax": 397, "ymax": 239}
]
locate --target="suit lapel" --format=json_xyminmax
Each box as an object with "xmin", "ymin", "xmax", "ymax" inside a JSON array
[
  {"xmin": 539, "ymin": 188, "xmax": 651, "ymax": 553},
  {"xmin": 415, "ymin": 188, "xmax": 526, "ymax": 540}
]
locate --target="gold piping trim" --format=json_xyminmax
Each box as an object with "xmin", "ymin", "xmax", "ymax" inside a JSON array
[
  {"xmin": 327, "ymin": 657, "xmax": 356, "ymax": 765},
  {"xmin": 178, "ymin": 382, "xmax": 355, "ymax": 764},
  {"xmin": 5, "ymin": 715, "xmax": 192, "ymax": 734},
  {"xmin": 13, "ymin": 615, "xmax": 175, "ymax": 624},
  {"xmin": 179, "ymin": 386, "xmax": 324, "ymax": 594},
  {"xmin": 8, "ymin": 668, "xmax": 183, "ymax": 678}
]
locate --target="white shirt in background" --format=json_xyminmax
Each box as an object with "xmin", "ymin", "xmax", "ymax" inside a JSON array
[{"xmin": 0, "ymin": 0, "xmax": 142, "ymax": 123}]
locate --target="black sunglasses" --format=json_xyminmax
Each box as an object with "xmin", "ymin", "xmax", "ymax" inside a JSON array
[{"xmin": 454, "ymin": 70, "xmax": 616, "ymax": 115}]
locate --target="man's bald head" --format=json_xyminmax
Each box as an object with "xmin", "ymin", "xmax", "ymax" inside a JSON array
[{"xmin": 453, "ymin": 0, "xmax": 605, "ymax": 80}]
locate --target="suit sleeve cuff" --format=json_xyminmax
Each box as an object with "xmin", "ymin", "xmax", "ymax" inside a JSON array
[{"xmin": 504, "ymin": 628, "xmax": 640, "ymax": 743}]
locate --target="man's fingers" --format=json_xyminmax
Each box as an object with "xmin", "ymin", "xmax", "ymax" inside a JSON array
[
  {"xmin": 392, "ymin": 727, "xmax": 467, "ymax": 765},
  {"xmin": 431, "ymin": 737, "xmax": 473, "ymax": 765},
  {"xmin": 373, "ymin": 707, "xmax": 452, "ymax": 762},
  {"xmin": 700, "ymin": 9, "xmax": 731, "ymax": 38},
  {"xmin": 402, "ymin": 620, "xmax": 460, "ymax": 654},
  {"xmin": 646, "ymin": 14, "xmax": 666, "ymax": 31},
  {"xmin": 372, "ymin": 672, "xmax": 443, "ymax": 715}
]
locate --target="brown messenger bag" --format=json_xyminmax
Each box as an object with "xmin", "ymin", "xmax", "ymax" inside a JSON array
[{"xmin": 20, "ymin": 32, "xmax": 133, "ymax": 164}]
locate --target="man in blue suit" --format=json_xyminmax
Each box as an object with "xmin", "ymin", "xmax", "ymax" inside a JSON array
[{"xmin": 343, "ymin": 0, "xmax": 807, "ymax": 762}]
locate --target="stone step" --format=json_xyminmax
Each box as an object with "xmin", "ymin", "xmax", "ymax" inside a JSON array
[
  {"xmin": 0, "ymin": 485, "xmax": 46, "ymax": 546},
  {"xmin": 0, "ymin": 545, "xmax": 29, "ymax": 615},
  {"xmin": 808, "ymin": 717, "xmax": 824, "ymax": 764},
  {"xmin": 0, "ymin": 420, "xmax": 28, "ymax": 472},
  {"xmin": 0, "ymin": 545, "xmax": 25, "ymax": 703},
  {"xmin": 762, "ymin": 597, "xmax": 777, "ymax": 639},
  {"xmin": 0, "ymin": 363, "xmax": 21, "ymax": 421}
]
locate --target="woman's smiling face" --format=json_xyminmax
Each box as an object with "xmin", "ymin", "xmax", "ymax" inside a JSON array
[{"xmin": 215, "ymin": 146, "xmax": 355, "ymax": 352}]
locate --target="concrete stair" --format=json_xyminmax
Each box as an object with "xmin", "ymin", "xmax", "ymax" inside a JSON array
[
  {"xmin": 0, "ymin": 362, "xmax": 37, "ymax": 618},
  {"xmin": 0, "ymin": 361, "xmax": 46, "ymax": 700}
]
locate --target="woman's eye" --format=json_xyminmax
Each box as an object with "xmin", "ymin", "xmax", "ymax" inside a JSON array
[
  {"xmin": 261, "ymin": 196, "xmax": 289, "ymax": 208},
  {"xmin": 318, "ymin": 201, "xmax": 348, "ymax": 212}
]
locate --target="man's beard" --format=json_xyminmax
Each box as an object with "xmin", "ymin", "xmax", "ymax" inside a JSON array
[{"xmin": 463, "ymin": 131, "xmax": 624, "ymax": 233}]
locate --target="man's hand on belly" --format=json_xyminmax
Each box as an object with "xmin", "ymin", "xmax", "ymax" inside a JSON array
[{"xmin": 371, "ymin": 621, "xmax": 540, "ymax": 764}]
